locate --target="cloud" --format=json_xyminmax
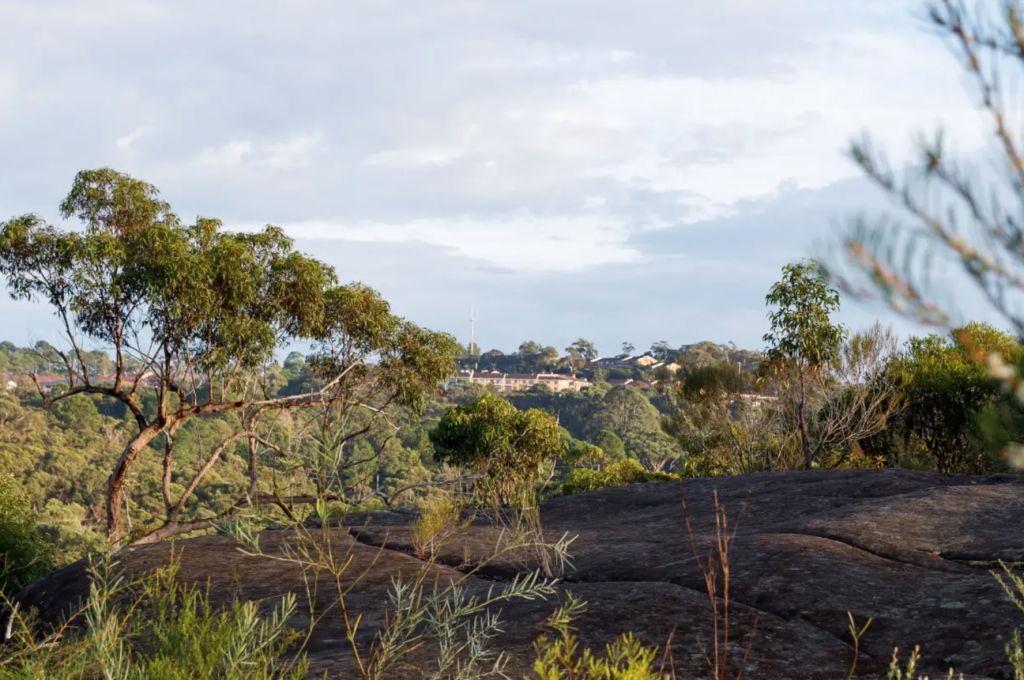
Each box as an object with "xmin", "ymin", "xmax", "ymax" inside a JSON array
[
  {"xmin": 4, "ymin": 173, "xmax": 1005, "ymax": 355},
  {"xmin": 263, "ymin": 134, "xmax": 322, "ymax": 170},
  {"xmin": 0, "ymin": 0, "xmax": 995, "ymax": 346},
  {"xmin": 280, "ymin": 210, "xmax": 638, "ymax": 271},
  {"xmin": 289, "ymin": 174, "xmax": 986, "ymax": 354},
  {"xmin": 0, "ymin": 67, "xmax": 18, "ymax": 112},
  {"xmin": 115, "ymin": 126, "xmax": 151, "ymax": 152},
  {"xmin": 194, "ymin": 133, "xmax": 321, "ymax": 172},
  {"xmin": 365, "ymin": 146, "xmax": 465, "ymax": 169},
  {"xmin": 196, "ymin": 139, "xmax": 253, "ymax": 169}
]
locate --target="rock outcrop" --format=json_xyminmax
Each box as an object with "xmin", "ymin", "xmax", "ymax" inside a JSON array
[{"xmin": 11, "ymin": 469, "xmax": 1024, "ymax": 678}]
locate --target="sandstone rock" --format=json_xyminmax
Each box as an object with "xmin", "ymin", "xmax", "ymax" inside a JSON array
[{"xmin": 9, "ymin": 469, "xmax": 1024, "ymax": 678}]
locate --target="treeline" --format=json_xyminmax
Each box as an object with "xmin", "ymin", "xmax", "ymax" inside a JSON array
[
  {"xmin": 462, "ymin": 338, "xmax": 762, "ymax": 381},
  {"xmin": 498, "ymin": 321, "xmax": 1024, "ymax": 477},
  {"xmin": 4, "ymin": 309, "xmax": 1023, "ymax": 570},
  {"xmin": 0, "ymin": 341, "xmax": 128, "ymax": 377}
]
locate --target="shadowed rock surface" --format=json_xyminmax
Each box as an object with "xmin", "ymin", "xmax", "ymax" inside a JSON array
[{"xmin": 10, "ymin": 469, "xmax": 1024, "ymax": 678}]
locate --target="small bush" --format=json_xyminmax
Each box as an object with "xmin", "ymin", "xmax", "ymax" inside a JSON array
[
  {"xmin": 0, "ymin": 473, "xmax": 54, "ymax": 599},
  {"xmin": 410, "ymin": 495, "xmax": 462, "ymax": 559},
  {"xmin": 560, "ymin": 460, "xmax": 675, "ymax": 496},
  {"xmin": 528, "ymin": 593, "xmax": 664, "ymax": 679},
  {"xmin": 886, "ymin": 646, "xmax": 961, "ymax": 680},
  {"xmin": 0, "ymin": 559, "xmax": 306, "ymax": 680},
  {"xmin": 530, "ymin": 631, "xmax": 662, "ymax": 680}
]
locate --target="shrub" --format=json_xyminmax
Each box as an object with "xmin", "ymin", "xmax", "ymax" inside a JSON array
[
  {"xmin": 880, "ymin": 324, "xmax": 1024, "ymax": 473},
  {"xmin": 530, "ymin": 631, "xmax": 662, "ymax": 680},
  {"xmin": 410, "ymin": 495, "xmax": 462, "ymax": 559},
  {"xmin": 430, "ymin": 393, "xmax": 564, "ymax": 504},
  {"xmin": 528, "ymin": 593, "xmax": 664, "ymax": 679},
  {"xmin": 560, "ymin": 460, "xmax": 674, "ymax": 496},
  {"xmin": 0, "ymin": 473, "xmax": 54, "ymax": 598},
  {"xmin": 593, "ymin": 430, "xmax": 626, "ymax": 463},
  {"xmin": 0, "ymin": 560, "xmax": 306, "ymax": 680}
]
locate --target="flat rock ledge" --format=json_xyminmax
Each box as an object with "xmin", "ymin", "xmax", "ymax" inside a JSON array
[{"xmin": 9, "ymin": 469, "xmax": 1024, "ymax": 679}]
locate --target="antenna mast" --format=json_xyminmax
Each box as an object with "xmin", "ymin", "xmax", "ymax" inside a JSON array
[{"xmin": 469, "ymin": 305, "xmax": 479, "ymax": 367}]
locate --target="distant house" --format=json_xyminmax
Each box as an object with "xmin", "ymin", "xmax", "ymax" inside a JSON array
[
  {"xmin": 588, "ymin": 356, "xmax": 627, "ymax": 369},
  {"xmin": 1, "ymin": 373, "xmax": 32, "ymax": 391},
  {"xmin": 94, "ymin": 371, "xmax": 160, "ymax": 388},
  {"xmin": 588, "ymin": 353, "xmax": 660, "ymax": 369},
  {"xmin": 30, "ymin": 375, "xmax": 69, "ymax": 392},
  {"xmin": 606, "ymin": 378, "xmax": 654, "ymax": 389},
  {"xmin": 447, "ymin": 370, "xmax": 591, "ymax": 393}
]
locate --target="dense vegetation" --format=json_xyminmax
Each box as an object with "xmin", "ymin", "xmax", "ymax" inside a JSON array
[
  {"xmin": 8, "ymin": 1, "xmax": 1024, "ymax": 676},
  {"xmin": 3, "ymin": 289, "xmax": 1023, "ymax": 591}
]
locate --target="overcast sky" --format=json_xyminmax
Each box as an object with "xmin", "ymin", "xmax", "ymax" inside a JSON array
[{"xmin": 0, "ymin": 0, "xmax": 995, "ymax": 355}]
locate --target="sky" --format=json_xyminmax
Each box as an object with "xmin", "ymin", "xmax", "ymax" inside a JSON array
[{"xmin": 0, "ymin": 0, "xmax": 997, "ymax": 356}]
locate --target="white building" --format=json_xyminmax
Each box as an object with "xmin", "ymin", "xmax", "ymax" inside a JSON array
[{"xmin": 447, "ymin": 370, "xmax": 591, "ymax": 393}]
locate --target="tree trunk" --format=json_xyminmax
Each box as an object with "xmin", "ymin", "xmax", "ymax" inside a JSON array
[
  {"xmin": 798, "ymin": 369, "xmax": 810, "ymax": 469},
  {"xmin": 130, "ymin": 516, "xmax": 222, "ymax": 545},
  {"xmin": 106, "ymin": 423, "xmax": 164, "ymax": 546}
]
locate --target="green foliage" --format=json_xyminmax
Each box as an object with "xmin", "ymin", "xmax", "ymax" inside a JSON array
[
  {"xmin": 373, "ymin": 569, "xmax": 559, "ymax": 679},
  {"xmin": 885, "ymin": 646, "xmax": 960, "ymax": 680},
  {"xmin": 764, "ymin": 260, "xmax": 846, "ymax": 469},
  {"xmin": 592, "ymin": 386, "xmax": 683, "ymax": 471},
  {"xmin": 592, "ymin": 430, "xmax": 626, "ymax": 463},
  {"xmin": 664, "ymin": 362, "xmax": 744, "ymax": 468},
  {"xmin": 528, "ymin": 594, "xmax": 662, "ymax": 680},
  {"xmin": 0, "ymin": 341, "xmax": 102, "ymax": 376},
  {"xmin": 1, "ymin": 196, "xmax": 330, "ymax": 375},
  {"xmin": 648, "ymin": 341, "xmax": 673, "ymax": 361},
  {"xmin": 47, "ymin": 394, "xmax": 102, "ymax": 431},
  {"xmin": 564, "ymin": 339, "xmax": 598, "ymax": 371},
  {"xmin": 668, "ymin": 326, "xmax": 909, "ymax": 474},
  {"xmin": 0, "ymin": 474, "xmax": 54, "ymax": 598},
  {"xmin": 431, "ymin": 394, "xmax": 564, "ymax": 504},
  {"xmin": 763, "ymin": 260, "xmax": 846, "ymax": 369},
  {"xmin": 991, "ymin": 561, "xmax": 1024, "ymax": 680},
  {"xmin": 593, "ymin": 387, "xmax": 661, "ymax": 438},
  {"xmin": 666, "ymin": 402, "xmax": 764, "ymax": 476},
  {"xmin": 507, "ymin": 388, "xmax": 607, "ymax": 442},
  {"xmin": 0, "ymin": 560, "xmax": 306, "ymax": 680},
  {"xmin": 560, "ymin": 431, "xmax": 607, "ymax": 470},
  {"xmin": 879, "ymin": 323, "xmax": 1023, "ymax": 472},
  {"xmin": 677, "ymin": 361, "xmax": 744, "ymax": 402},
  {"xmin": 559, "ymin": 460, "xmax": 674, "ymax": 496},
  {"xmin": 508, "ymin": 341, "xmax": 561, "ymax": 373},
  {"xmin": 529, "ymin": 632, "xmax": 661, "ymax": 680},
  {"xmin": 0, "ymin": 168, "xmax": 459, "ymax": 545},
  {"xmin": 132, "ymin": 569, "xmax": 304, "ymax": 679},
  {"xmin": 674, "ymin": 341, "xmax": 762, "ymax": 373},
  {"xmin": 410, "ymin": 495, "xmax": 462, "ymax": 559}
]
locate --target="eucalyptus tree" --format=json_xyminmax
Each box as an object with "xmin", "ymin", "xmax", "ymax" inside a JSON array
[
  {"xmin": 649, "ymin": 341, "xmax": 674, "ymax": 361},
  {"xmin": 763, "ymin": 260, "xmax": 847, "ymax": 469},
  {"xmin": 429, "ymin": 393, "xmax": 563, "ymax": 505},
  {"xmin": 564, "ymin": 338, "xmax": 598, "ymax": 371},
  {"xmin": 0, "ymin": 168, "xmax": 458, "ymax": 545}
]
